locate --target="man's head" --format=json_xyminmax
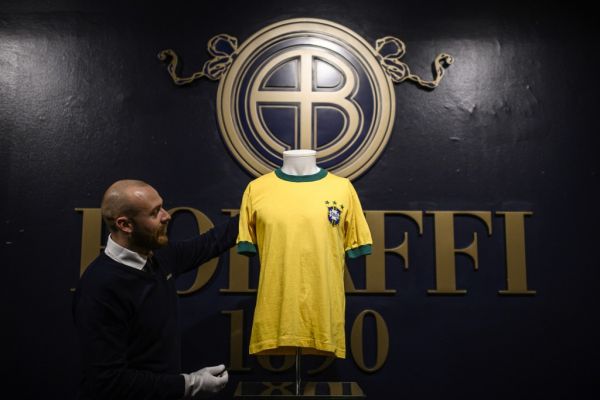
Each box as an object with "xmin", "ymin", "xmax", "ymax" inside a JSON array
[{"xmin": 101, "ymin": 180, "xmax": 171, "ymax": 254}]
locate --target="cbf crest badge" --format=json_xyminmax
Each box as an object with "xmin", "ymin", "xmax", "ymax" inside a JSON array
[
  {"xmin": 325, "ymin": 200, "xmax": 343, "ymax": 226},
  {"xmin": 159, "ymin": 18, "xmax": 452, "ymax": 180}
]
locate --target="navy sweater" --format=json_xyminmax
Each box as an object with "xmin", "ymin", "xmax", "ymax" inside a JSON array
[{"xmin": 73, "ymin": 216, "xmax": 238, "ymax": 400}]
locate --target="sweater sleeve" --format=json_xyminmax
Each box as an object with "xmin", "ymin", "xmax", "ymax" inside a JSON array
[
  {"xmin": 73, "ymin": 284, "xmax": 186, "ymax": 400},
  {"xmin": 166, "ymin": 214, "xmax": 240, "ymax": 276}
]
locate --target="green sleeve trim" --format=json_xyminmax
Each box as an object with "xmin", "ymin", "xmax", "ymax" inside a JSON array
[
  {"xmin": 237, "ymin": 241, "xmax": 257, "ymax": 256},
  {"xmin": 346, "ymin": 244, "xmax": 372, "ymax": 259}
]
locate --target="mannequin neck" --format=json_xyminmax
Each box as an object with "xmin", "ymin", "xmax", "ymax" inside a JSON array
[{"xmin": 281, "ymin": 150, "xmax": 320, "ymax": 176}]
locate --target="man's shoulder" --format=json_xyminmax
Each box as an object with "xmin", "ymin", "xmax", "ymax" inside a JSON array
[
  {"xmin": 82, "ymin": 252, "xmax": 116, "ymax": 274},
  {"xmin": 78, "ymin": 253, "xmax": 136, "ymax": 289},
  {"xmin": 75, "ymin": 253, "xmax": 153, "ymax": 310}
]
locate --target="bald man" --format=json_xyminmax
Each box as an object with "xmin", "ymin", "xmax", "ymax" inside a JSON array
[{"xmin": 73, "ymin": 180, "xmax": 237, "ymax": 400}]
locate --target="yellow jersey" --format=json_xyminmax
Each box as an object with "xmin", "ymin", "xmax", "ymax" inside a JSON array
[{"xmin": 237, "ymin": 168, "xmax": 372, "ymax": 358}]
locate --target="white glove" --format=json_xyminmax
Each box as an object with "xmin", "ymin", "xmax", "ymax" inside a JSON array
[{"xmin": 182, "ymin": 364, "xmax": 228, "ymax": 398}]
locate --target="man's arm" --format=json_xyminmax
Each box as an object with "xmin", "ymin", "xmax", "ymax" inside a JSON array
[{"xmin": 166, "ymin": 215, "xmax": 239, "ymax": 276}]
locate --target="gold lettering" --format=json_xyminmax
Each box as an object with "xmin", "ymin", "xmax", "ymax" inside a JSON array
[
  {"xmin": 74, "ymin": 207, "xmax": 535, "ymax": 298},
  {"xmin": 350, "ymin": 382, "xmax": 365, "ymax": 395},
  {"xmin": 75, "ymin": 208, "xmax": 103, "ymax": 277},
  {"xmin": 220, "ymin": 209, "xmax": 256, "ymax": 293},
  {"xmin": 344, "ymin": 262, "xmax": 358, "ymax": 292},
  {"xmin": 304, "ymin": 382, "xmax": 344, "ymax": 395},
  {"xmin": 426, "ymin": 211, "xmax": 492, "ymax": 295},
  {"xmin": 350, "ymin": 309, "xmax": 389, "ymax": 372},
  {"xmin": 307, "ymin": 356, "xmax": 335, "ymax": 375},
  {"xmin": 350, "ymin": 211, "xmax": 423, "ymax": 294},
  {"xmin": 496, "ymin": 212, "xmax": 536, "ymax": 295},
  {"xmin": 168, "ymin": 207, "xmax": 217, "ymax": 296},
  {"xmin": 222, "ymin": 310, "xmax": 251, "ymax": 371}
]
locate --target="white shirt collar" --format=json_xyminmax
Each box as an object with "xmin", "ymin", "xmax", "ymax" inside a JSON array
[{"xmin": 104, "ymin": 235, "xmax": 148, "ymax": 270}]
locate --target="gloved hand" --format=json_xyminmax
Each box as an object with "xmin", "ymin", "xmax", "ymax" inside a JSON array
[{"xmin": 182, "ymin": 364, "xmax": 228, "ymax": 398}]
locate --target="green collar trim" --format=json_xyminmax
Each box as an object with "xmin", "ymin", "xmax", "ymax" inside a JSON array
[{"xmin": 275, "ymin": 168, "xmax": 328, "ymax": 182}]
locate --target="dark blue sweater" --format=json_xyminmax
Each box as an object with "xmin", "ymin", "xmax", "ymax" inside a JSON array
[{"xmin": 73, "ymin": 216, "xmax": 238, "ymax": 400}]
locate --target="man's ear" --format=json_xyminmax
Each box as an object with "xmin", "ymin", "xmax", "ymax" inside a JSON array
[{"xmin": 115, "ymin": 216, "xmax": 134, "ymax": 234}]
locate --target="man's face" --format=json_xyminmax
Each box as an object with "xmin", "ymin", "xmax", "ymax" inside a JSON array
[{"xmin": 127, "ymin": 185, "xmax": 171, "ymax": 252}]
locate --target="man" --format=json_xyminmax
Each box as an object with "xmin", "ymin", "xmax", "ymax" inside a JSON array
[{"xmin": 73, "ymin": 180, "xmax": 237, "ymax": 399}]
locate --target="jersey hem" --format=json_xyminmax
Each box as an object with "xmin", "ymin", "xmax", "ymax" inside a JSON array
[{"xmin": 250, "ymin": 338, "xmax": 345, "ymax": 358}]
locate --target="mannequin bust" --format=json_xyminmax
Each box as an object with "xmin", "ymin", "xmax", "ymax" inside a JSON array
[
  {"xmin": 280, "ymin": 149, "xmax": 320, "ymax": 176},
  {"xmin": 279, "ymin": 149, "xmax": 324, "ymax": 393}
]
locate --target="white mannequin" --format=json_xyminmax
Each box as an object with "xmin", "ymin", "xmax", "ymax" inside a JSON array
[
  {"xmin": 280, "ymin": 149, "xmax": 320, "ymax": 176},
  {"xmin": 280, "ymin": 149, "xmax": 321, "ymax": 394}
]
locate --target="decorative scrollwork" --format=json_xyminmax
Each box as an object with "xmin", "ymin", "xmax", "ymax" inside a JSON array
[
  {"xmin": 158, "ymin": 34, "xmax": 238, "ymax": 85},
  {"xmin": 375, "ymin": 36, "xmax": 453, "ymax": 89}
]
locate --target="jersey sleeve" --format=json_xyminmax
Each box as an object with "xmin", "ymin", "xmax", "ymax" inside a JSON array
[
  {"xmin": 344, "ymin": 181, "xmax": 372, "ymax": 258},
  {"xmin": 237, "ymin": 182, "xmax": 258, "ymax": 256}
]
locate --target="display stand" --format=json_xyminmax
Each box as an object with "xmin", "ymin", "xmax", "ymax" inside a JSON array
[
  {"xmin": 295, "ymin": 348, "xmax": 301, "ymax": 396},
  {"xmin": 234, "ymin": 349, "xmax": 365, "ymax": 399},
  {"xmin": 233, "ymin": 381, "xmax": 365, "ymax": 398}
]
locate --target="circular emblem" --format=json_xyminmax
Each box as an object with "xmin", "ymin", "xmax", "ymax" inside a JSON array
[{"xmin": 217, "ymin": 18, "xmax": 395, "ymax": 180}]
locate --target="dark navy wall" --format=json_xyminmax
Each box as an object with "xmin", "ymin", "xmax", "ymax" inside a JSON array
[{"xmin": 2, "ymin": 1, "xmax": 598, "ymax": 399}]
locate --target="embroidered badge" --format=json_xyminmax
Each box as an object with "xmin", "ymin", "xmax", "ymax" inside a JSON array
[{"xmin": 325, "ymin": 200, "xmax": 344, "ymax": 226}]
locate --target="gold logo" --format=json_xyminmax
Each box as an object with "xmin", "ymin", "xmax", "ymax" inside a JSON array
[{"xmin": 159, "ymin": 18, "xmax": 452, "ymax": 180}]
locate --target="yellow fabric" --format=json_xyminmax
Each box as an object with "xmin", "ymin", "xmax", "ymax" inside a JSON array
[{"xmin": 237, "ymin": 169, "xmax": 372, "ymax": 358}]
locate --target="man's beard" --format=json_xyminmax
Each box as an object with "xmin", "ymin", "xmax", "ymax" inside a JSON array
[{"xmin": 130, "ymin": 224, "xmax": 169, "ymax": 251}]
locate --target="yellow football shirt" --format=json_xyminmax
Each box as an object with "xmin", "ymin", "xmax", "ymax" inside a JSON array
[{"xmin": 237, "ymin": 168, "xmax": 372, "ymax": 358}]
